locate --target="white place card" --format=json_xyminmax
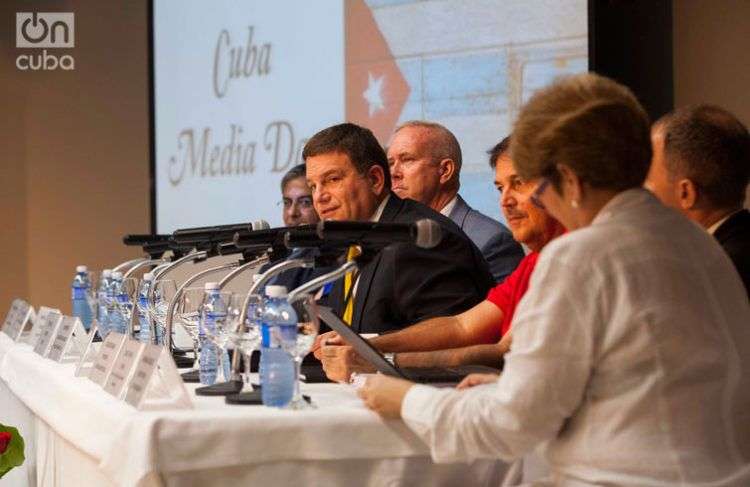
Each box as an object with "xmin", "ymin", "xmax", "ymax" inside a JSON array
[
  {"xmin": 27, "ymin": 306, "xmax": 59, "ymax": 346},
  {"xmin": 47, "ymin": 316, "xmax": 86, "ymax": 362},
  {"xmin": 1, "ymin": 300, "xmax": 17, "ymax": 330},
  {"xmin": 2, "ymin": 299, "xmax": 34, "ymax": 342},
  {"xmin": 74, "ymin": 321, "xmax": 101, "ymax": 377},
  {"xmin": 88, "ymin": 332, "xmax": 126, "ymax": 386},
  {"xmin": 103, "ymin": 339, "xmax": 143, "ymax": 397},
  {"xmin": 123, "ymin": 345, "xmax": 192, "ymax": 410},
  {"xmin": 33, "ymin": 311, "xmax": 62, "ymax": 356}
]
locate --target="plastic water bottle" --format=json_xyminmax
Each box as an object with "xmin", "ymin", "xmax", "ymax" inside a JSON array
[
  {"xmin": 71, "ymin": 265, "xmax": 94, "ymax": 330},
  {"xmin": 260, "ymin": 285, "xmax": 296, "ymax": 407},
  {"xmin": 97, "ymin": 269, "xmax": 112, "ymax": 335},
  {"xmin": 137, "ymin": 273, "xmax": 154, "ymax": 343},
  {"xmin": 107, "ymin": 271, "xmax": 127, "ymax": 335},
  {"xmin": 199, "ymin": 282, "xmax": 228, "ymax": 385}
]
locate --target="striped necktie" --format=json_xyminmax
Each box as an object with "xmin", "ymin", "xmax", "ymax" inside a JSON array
[{"xmin": 342, "ymin": 245, "xmax": 361, "ymax": 325}]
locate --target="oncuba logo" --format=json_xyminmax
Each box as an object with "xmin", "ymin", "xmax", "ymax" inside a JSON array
[{"xmin": 16, "ymin": 12, "xmax": 75, "ymax": 71}]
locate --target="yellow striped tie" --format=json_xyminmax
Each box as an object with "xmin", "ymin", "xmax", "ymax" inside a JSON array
[{"xmin": 342, "ymin": 245, "xmax": 360, "ymax": 325}]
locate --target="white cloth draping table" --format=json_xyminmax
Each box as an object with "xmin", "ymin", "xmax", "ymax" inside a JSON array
[{"xmin": 0, "ymin": 332, "xmax": 513, "ymax": 486}]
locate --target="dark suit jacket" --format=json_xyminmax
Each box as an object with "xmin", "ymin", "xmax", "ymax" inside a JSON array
[
  {"xmin": 448, "ymin": 194, "xmax": 524, "ymax": 283},
  {"xmin": 714, "ymin": 209, "xmax": 750, "ymax": 297},
  {"xmin": 326, "ymin": 194, "xmax": 495, "ymax": 334}
]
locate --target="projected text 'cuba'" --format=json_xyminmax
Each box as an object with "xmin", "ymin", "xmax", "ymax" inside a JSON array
[{"xmin": 167, "ymin": 26, "xmax": 307, "ymax": 188}]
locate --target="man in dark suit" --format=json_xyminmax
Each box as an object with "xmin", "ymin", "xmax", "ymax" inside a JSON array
[
  {"xmin": 304, "ymin": 123, "xmax": 495, "ymax": 334},
  {"xmin": 387, "ymin": 121, "xmax": 524, "ymax": 282},
  {"xmin": 646, "ymin": 104, "xmax": 750, "ymax": 295}
]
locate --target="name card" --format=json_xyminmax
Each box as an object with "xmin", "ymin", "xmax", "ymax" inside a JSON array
[
  {"xmin": 2, "ymin": 299, "xmax": 34, "ymax": 342},
  {"xmin": 33, "ymin": 311, "xmax": 62, "ymax": 356},
  {"xmin": 28, "ymin": 306, "xmax": 60, "ymax": 346},
  {"xmin": 88, "ymin": 332, "xmax": 126, "ymax": 386},
  {"xmin": 1, "ymin": 301, "xmax": 16, "ymax": 330},
  {"xmin": 47, "ymin": 316, "xmax": 87, "ymax": 362},
  {"xmin": 103, "ymin": 339, "xmax": 143, "ymax": 397},
  {"xmin": 123, "ymin": 344, "xmax": 192, "ymax": 410},
  {"xmin": 74, "ymin": 320, "xmax": 101, "ymax": 377}
]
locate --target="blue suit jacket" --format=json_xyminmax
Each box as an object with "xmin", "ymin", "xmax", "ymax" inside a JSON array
[{"xmin": 448, "ymin": 194, "xmax": 524, "ymax": 283}]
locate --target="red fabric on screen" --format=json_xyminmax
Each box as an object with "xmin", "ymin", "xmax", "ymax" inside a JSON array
[{"xmin": 486, "ymin": 251, "xmax": 540, "ymax": 337}]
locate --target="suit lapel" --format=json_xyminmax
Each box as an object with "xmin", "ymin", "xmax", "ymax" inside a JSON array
[
  {"xmin": 351, "ymin": 194, "xmax": 401, "ymax": 332},
  {"xmin": 448, "ymin": 194, "xmax": 471, "ymax": 229}
]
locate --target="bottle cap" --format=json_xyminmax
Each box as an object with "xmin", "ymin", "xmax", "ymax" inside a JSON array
[
  {"xmin": 76, "ymin": 265, "xmax": 88, "ymax": 273},
  {"xmin": 111, "ymin": 271, "xmax": 123, "ymax": 280},
  {"xmin": 102, "ymin": 269, "xmax": 112, "ymax": 278},
  {"xmin": 204, "ymin": 282, "xmax": 220, "ymax": 290},
  {"xmin": 265, "ymin": 285, "xmax": 288, "ymax": 298},
  {"xmin": 143, "ymin": 272, "xmax": 154, "ymax": 281}
]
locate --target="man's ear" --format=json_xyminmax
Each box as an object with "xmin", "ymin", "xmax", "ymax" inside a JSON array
[
  {"xmin": 676, "ymin": 178, "xmax": 698, "ymax": 210},
  {"xmin": 367, "ymin": 164, "xmax": 387, "ymax": 196},
  {"xmin": 438, "ymin": 159, "xmax": 456, "ymax": 185}
]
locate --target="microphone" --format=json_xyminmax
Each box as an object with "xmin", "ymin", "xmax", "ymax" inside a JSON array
[
  {"xmin": 172, "ymin": 220, "xmax": 270, "ymax": 245},
  {"xmin": 122, "ymin": 234, "xmax": 171, "ymax": 246},
  {"xmin": 232, "ymin": 224, "xmax": 317, "ymax": 250},
  {"xmin": 286, "ymin": 219, "xmax": 442, "ymax": 249}
]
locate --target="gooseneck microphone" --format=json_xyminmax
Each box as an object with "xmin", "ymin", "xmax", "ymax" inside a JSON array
[
  {"xmin": 285, "ymin": 219, "xmax": 442, "ymax": 249},
  {"xmin": 173, "ymin": 221, "xmax": 259, "ymax": 245}
]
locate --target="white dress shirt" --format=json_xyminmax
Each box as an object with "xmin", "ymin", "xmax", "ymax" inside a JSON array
[
  {"xmin": 439, "ymin": 195, "xmax": 458, "ymax": 217},
  {"xmin": 707, "ymin": 209, "xmax": 743, "ymax": 235},
  {"xmin": 402, "ymin": 189, "xmax": 750, "ymax": 486}
]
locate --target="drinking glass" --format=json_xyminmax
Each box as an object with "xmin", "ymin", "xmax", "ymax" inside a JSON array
[
  {"xmin": 226, "ymin": 294, "xmax": 262, "ymax": 392},
  {"xmin": 147, "ymin": 279, "xmax": 177, "ymax": 345},
  {"xmin": 195, "ymin": 290, "xmax": 233, "ymax": 383},
  {"xmin": 112, "ymin": 277, "xmax": 139, "ymax": 335},
  {"xmin": 175, "ymin": 287, "xmax": 204, "ymax": 370},
  {"xmin": 283, "ymin": 294, "xmax": 319, "ymax": 410}
]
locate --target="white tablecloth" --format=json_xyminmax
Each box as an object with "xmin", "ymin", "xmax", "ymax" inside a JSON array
[{"xmin": 0, "ymin": 332, "xmax": 515, "ymax": 486}]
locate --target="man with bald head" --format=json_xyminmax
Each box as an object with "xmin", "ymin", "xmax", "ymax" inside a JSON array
[{"xmin": 388, "ymin": 121, "xmax": 523, "ymax": 282}]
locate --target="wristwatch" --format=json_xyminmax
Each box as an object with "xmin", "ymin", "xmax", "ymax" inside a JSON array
[{"xmin": 384, "ymin": 352, "xmax": 396, "ymax": 366}]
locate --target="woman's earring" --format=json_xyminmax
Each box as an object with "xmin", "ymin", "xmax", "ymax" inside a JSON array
[{"xmin": 571, "ymin": 199, "xmax": 579, "ymax": 209}]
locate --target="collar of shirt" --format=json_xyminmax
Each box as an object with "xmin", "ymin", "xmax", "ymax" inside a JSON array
[
  {"xmin": 439, "ymin": 195, "xmax": 459, "ymax": 217},
  {"xmin": 590, "ymin": 188, "xmax": 651, "ymax": 227},
  {"xmin": 707, "ymin": 209, "xmax": 743, "ymax": 235},
  {"xmin": 370, "ymin": 193, "xmax": 391, "ymax": 222}
]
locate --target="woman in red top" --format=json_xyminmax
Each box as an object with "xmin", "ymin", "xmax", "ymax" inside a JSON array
[{"xmin": 317, "ymin": 137, "xmax": 564, "ymax": 382}]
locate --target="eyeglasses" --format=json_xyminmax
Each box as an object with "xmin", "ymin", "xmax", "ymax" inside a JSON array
[
  {"xmin": 279, "ymin": 196, "xmax": 314, "ymax": 210},
  {"xmin": 530, "ymin": 178, "xmax": 550, "ymax": 210}
]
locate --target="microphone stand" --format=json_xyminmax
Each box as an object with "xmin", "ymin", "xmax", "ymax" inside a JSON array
[
  {"xmin": 197, "ymin": 257, "xmax": 312, "ymax": 396},
  {"xmin": 146, "ymin": 250, "xmax": 208, "ymax": 368},
  {"xmin": 184, "ymin": 254, "xmax": 270, "ymax": 389},
  {"xmin": 113, "ymin": 257, "xmax": 151, "ymax": 273},
  {"xmin": 226, "ymin": 259, "xmax": 358, "ymax": 405}
]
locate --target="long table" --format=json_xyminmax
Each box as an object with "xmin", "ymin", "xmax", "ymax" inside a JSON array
[{"xmin": 0, "ymin": 332, "xmax": 517, "ymax": 486}]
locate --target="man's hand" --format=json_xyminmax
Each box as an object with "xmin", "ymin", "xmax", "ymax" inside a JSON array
[
  {"xmin": 357, "ymin": 374, "xmax": 414, "ymax": 419},
  {"xmin": 456, "ymin": 372, "xmax": 499, "ymax": 390},
  {"xmin": 312, "ymin": 331, "xmax": 344, "ymax": 359},
  {"xmin": 320, "ymin": 344, "xmax": 376, "ymax": 382}
]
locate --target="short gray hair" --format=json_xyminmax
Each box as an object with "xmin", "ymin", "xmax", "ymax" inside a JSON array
[{"xmin": 394, "ymin": 120, "xmax": 462, "ymax": 174}]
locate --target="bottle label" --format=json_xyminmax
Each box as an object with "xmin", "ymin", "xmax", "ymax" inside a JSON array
[{"xmin": 72, "ymin": 287, "xmax": 87, "ymax": 300}]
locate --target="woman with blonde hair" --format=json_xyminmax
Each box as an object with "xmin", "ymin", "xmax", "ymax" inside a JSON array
[{"xmin": 359, "ymin": 73, "xmax": 750, "ymax": 486}]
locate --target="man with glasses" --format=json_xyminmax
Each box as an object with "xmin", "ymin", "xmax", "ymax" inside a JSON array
[
  {"xmin": 316, "ymin": 137, "xmax": 565, "ymax": 382},
  {"xmin": 262, "ymin": 164, "xmax": 322, "ymax": 291},
  {"xmin": 280, "ymin": 164, "xmax": 319, "ymax": 226}
]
